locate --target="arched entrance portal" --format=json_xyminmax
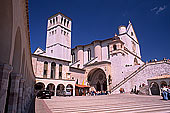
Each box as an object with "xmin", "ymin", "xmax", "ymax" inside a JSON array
[
  {"xmin": 160, "ymin": 81, "xmax": 167, "ymax": 88},
  {"xmin": 66, "ymin": 84, "xmax": 73, "ymax": 96},
  {"xmin": 56, "ymin": 84, "xmax": 65, "ymax": 96},
  {"xmin": 88, "ymin": 68, "xmax": 107, "ymax": 91},
  {"xmin": 34, "ymin": 82, "xmax": 45, "ymax": 91},
  {"xmin": 150, "ymin": 82, "xmax": 160, "ymax": 95},
  {"xmin": 46, "ymin": 83, "xmax": 55, "ymax": 96}
]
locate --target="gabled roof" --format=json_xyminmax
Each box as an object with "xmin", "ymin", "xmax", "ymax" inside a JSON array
[
  {"xmin": 33, "ymin": 47, "xmax": 45, "ymax": 54},
  {"xmin": 48, "ymin": 12, "xmax": 72, "ymax": 21}
]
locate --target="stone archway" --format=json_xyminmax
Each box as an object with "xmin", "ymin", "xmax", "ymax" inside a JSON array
[
  {"xmin": 34, "ymin": 82, "xmax": 45, "ymax": 91},
  {"xmin": 150, "ymin": 82, "xmax": 160, "ymax": 95},
  {"xmin": 66, "ymin": 84, "xmax": 73, "ymax": 96},
  {"xmin": 160, "ymin": 81, "xmax": 167, "ymax": 88},
  {"xmin": 56, "ymin": 84, "xmax": 65, "ymax": 96},
  {"xmin": 46, "ymin": 83, "xmax": 55, "ymax": 96},
  {"xmin": 87, "ymin": 68, "xmax": 107, "ymax": 91}
]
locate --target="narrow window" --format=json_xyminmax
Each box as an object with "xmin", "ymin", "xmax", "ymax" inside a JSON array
[
  {"xmin": 72, "ymin": 52, "xmax": 75, "ymax": 63},
  {"xmin": 113, "ymin": 45, "xmax": 117, "ymax": 50},
  {"xmin": 61, "ymin": 17, "xmax": 63, "ymax": 24},
  {"xmin": 67, "ymin": 21, "xmax": 69, "ymax": 27},
  {"xmin": 59, "ymin": 64, "xmax": 62, "ymax": 79},
  {"xmin": 56, "ymin": 17, "xmax": 58, "ymax": 23},
  {"xmin": 131, "ymin": 32, "xmax": 133, "ymax": 36},
  {"xmin": 107, "ymin": 45, "xmax": 110, "ymax": 59},
  {"xmin": 64, "ymin": 19, "xmax": 66, "ymax": 26},
  {"xmin": 53, "ymin": 18, "xmax": 55, "ymax": 24},
  {"xmin": 43, "ymin": 61, "xmax": 48, "ymax": 78},
  {"xmin": 52, "ymin": 31, "xmax": 54, "ymax": 35},
  {"xmin": 51, "ymin": 50, "xmax": 53, "ymax": 53},
  {"xmin": 61, "ymin": 30, "xmax": 63, "ymax": 34},
  {"xmin": 87, "ymin": 48, "xmax": 91, "ymax": 61},
  {"xmin": 50, "ymin": 20, "xmax": 52, "ymax": 25},
  {"xmin": 64, "ymin": 31, "xmax": 66, "ymax": 35},
  {"xmin": 51, "ymin": 62, "xmax": 56, "ymax": 79}
]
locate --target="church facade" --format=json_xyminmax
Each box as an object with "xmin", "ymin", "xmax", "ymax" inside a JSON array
[{"xmin": 32, "ymin": 12, "xmax": 170, "ymax": 96}]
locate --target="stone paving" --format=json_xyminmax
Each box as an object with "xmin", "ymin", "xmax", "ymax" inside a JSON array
[{"xmin": 36, "ymin": 94, "xmax": 170, "ymax": 113}]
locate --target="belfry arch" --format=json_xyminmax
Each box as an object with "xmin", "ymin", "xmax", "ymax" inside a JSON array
[{"xmin": 87, "ymin": 68, "xmax": 107, "ymax": 91}]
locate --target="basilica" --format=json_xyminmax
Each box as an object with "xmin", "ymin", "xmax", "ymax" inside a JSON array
[{"xmin": 32, "ymin": 12, "xmax": 170, "ymax": 96}]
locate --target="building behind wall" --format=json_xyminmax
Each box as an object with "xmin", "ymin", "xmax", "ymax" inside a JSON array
[
  {"xmin": 32, "ymin": 12, "xmax": 170, "ymax": 96},
  {"xmin": 0, "ymin": 0, "xmax": 35, "ymax": 113}
]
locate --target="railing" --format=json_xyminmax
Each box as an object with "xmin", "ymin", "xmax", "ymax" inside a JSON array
[
  {"xmin": 83, "ymin": 57, "xmax": 98, "ymax": 67},
  {"xmin": 69, "ymin": 60, "xmax": 80, "ymax": 67},
  {"xmin": 110, "ymin": 60, "xmax": 170, "ymax": 93}
]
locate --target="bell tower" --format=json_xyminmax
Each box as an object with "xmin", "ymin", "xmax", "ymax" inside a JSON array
[{"xmin": 45, "ymin": 12, "xmax": 72, "ymax": 61}]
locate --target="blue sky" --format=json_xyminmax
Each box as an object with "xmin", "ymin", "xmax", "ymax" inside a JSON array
[{"xmin": 29, "ymin": 0, "xmax": 170, "ymax": 62}]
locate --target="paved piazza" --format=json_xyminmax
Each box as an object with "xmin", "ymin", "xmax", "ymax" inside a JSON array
[{"xmin": 36, "ymin": 94, "xmax": 170, "ymax": 113}]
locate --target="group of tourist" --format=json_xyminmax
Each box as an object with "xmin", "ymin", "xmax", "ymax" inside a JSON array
[
  {"xmin": 161, "ymin": 85, "xmax": 170, "ymax": 100},
  {"xmin": 86, "ymin": 91, "xmax": 110, "ymax": 96}
]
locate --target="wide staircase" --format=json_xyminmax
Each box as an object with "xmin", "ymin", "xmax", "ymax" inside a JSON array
[{"xmin": 110, "ymin": 60, "xmax": 170, "ymax": 93}]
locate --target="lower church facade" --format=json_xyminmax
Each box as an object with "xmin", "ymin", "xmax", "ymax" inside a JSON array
[{"xmin": 32, "ymin": 12, "xmax": 170, "ymax": 96}]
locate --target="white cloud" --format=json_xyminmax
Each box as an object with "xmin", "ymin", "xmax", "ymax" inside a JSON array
[
  {"xmin": 151, "ymin": 7, "xmax": 158, "ymax": 11},
  {"xmin": 151, "ymin": 5, "xmax": 167, "ymax": 14},
  {"xmin": 156, "ymin": 5, "xmax": 166, "ymax": 14}
]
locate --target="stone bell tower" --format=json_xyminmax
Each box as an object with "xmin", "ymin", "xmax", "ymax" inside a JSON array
[{"xmin": 45, "ymin": 12, "xmax": 72, "ymax": 61}]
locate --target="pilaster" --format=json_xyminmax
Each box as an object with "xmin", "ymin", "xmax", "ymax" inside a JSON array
[
  {"xmin": 17, "ymin": 78, "xmax": 25, "ymax": 113},
  {"xmin": 0, "ymin": 63, "xmax": 13, "ymax": 113},
  {"xmin": 7, "ymin": 73, "xmax": 21, "ymax": 113}
]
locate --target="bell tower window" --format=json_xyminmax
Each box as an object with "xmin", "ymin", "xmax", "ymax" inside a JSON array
[
  {"xmin": 113, "ymin": 45, "xmax": 117, "ymax": 50},
  {"xmin": 87, "ymin": 48, "xmax": 91, "ymax": 61}
]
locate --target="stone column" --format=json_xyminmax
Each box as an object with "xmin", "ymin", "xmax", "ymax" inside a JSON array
[
  {"xmin": 21, "ymin": 83, "xmax": 25, "ymax": 113},
  {"xmin": 0, "ymin": 64, "xmax": 13, "ymax": 113},
  {"xmin": 107, "ymin": 78, "xmax": 109, "ymax": 91},
  {"xmin": 7, "ymin": 73, "xmax": 21, "ymax": 113},
  {"xmin": 17, "ymin": 78, "xmax": 25, "ymax": 113}
]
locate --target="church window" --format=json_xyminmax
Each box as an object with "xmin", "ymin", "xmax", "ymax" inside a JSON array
[
  {"xmin": 61, "ymin": 17, "xmax": 63, "ymax": 24},
  {"xmin": 107, "ymin": 45, "xmax": 110, "ymax": 59},
  {"xmin": 67, "ymin": 32, "xmax": 69, "ymax": 36},
  {"xmin": 53, "ymin": 18, "xmax": 55, "ymax": 24},
  {"xmin": 113, "ymin": 45, "xmax": 117, "ymax": 50},
  {"xmin": 132, "ymin": 41, "xmax": 136, "ymax": 53},
  {"xmin": 87, "ymin": 48, "xmax": 91, "ymax": 61},
  {"xmin": 52, "ymin": 31, "xmax": 54, "ymax": 35},
  {"xmin": 59, "ymin": 64, "xmax": 62, "ymax": 79},
  {"xmin": 51, "ymin": 62, "xmax": 56, "ymax": 79},
  {"xmin": 51, "ymin": 50, "xmax": 53, "ymax": 53},
  {"xmin": 67, "ymin": 21, "xmax": 69, "ymax": 27},
  {"xmin": 55, "ymin": 30, "xmax": 56, "ymax": 34},
  {"xmin": 50, "ymin": 20, "xmax": 52, "ymax": 25},
  {"xmin": 61, "ymin": 30, "xmax": 63, "ymax": 34},
  {"xmin": 131, "ymin": 32, "xmax": 133, "ymax": 36},
  {"xmin": 43, "ymin": 61, "xmax": 48, "ymax": 78},
  {"xmin": 64, "ymin": 31, "xmax": 66, "ymax": 35},
  {"xmin": 134, "ymin": 58, "xmax": 138, "ymax": 65},
  {"xmin": 64, "ymin": 19, "xmax": 66, "ymax": 26},
  {"xmin": 56, "ymin": 17, "xmax": 58, "ymax": 23},
  {"xmin": 72, "ymin": 52, "xmax": 75, "ymax": 63}
]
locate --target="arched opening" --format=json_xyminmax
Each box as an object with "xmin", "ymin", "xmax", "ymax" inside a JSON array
[
  {"xmin": 113, "ymin": 45, "xmax": 117, "ymax": 50},
  {"xmin": 66, "ymin": 84, "xmax": 73, "ymax": 96},
  {"xmin": 46, "ymin": 83, "xmax": 55, "ymax": 96},
  {"xmin": 56, "ymin": 84, "xmax": 65, "ymax": 96},
  {"xmin": 150, "ymin": 82, "xmax": 160, "ymax": 95},
  {"xmin": 43, "ymin": 61, "xmax": 48, "ymax": 78},
  {"xmin": 160, "ymin": 81, "xmax": 167, "ymax": 88},
  {"xmin": 51, "ymin": 62, "xmax": 56, "ymax": 79},
  {"xmin": 87, "ymin": 68, "xmax": 107, "ymax": 91},
  {"xmin": 34, "ymin": 82, "xmax": 45, "ymax": 91},
  {"xmin": 12, "ymin": 27, "xmax": 22, "ymax": 73}
]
